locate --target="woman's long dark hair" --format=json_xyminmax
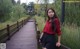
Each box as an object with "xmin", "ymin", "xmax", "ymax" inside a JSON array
[{"xmin": 46, "ymin": 8, "xmax": 58, "ymax": 32}]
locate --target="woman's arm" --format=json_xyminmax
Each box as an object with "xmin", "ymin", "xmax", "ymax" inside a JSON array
[
  {"xmin": 56, "ymin": 35, "xmax": 61, "ymax": 47},
  {"xmin": 58, "ymin": 35, "xmax": 61, "ymax": 43},
  {"xmin": 55, "ymin": 18, "xmax": 62, "ymax": 47}
]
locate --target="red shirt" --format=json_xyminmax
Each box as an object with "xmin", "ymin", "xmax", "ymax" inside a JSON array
[{"xmin": 42, "ymin": 18, "xmax": 62, "ymax": 36}]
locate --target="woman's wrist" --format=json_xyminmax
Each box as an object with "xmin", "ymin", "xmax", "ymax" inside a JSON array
[
  {"xmin": 58, "ymin": 35, "xmax": 61, "ymax": 43},
  {"xmin": 57, "ymin": 41, "xmax": 60, "ymax": 43}
]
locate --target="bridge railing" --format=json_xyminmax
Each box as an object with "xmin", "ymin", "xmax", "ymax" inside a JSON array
[{"xmin": 0, "ymin": 17, "xmax": 31, "ymax": 43}]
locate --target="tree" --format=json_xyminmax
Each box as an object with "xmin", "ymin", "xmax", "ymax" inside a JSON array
[
  {"xmin": 10, "ymin": 4, "xmax": 26, "ymax": 21},
  {"xmin": 12, "ymin": 0, "xmax": 16, "ymax": 5},
  {"xmin": 0, "ymin": 0, "xmax": 26, "ymax": 22},
  {"xmin": 0, "ymin": 0, "xmax": 12, "ymax": 22},
  {"xmin": 17, "ymin": 0, "xmax": 20, "ymax": 4}
]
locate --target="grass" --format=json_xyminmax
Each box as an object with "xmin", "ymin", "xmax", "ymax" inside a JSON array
[
  {"xmin": 34, "ymin": 15, "xmax": 46, "ymax": 33},
  {"xmin": 34, "ymin": 16, "xmax": 80, "ymax": 49},
  {"xmin": 0, "ymin": 16, "xmax": 29, "ymax": 30},
  {"xmin": 61, "ymin": 23, "xmax": 80, "ymax": 49}
]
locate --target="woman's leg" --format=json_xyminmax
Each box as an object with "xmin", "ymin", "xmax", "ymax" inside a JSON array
[
  {"xmin": 45, "ymin": 42, "xmax": 56, "ymax": 49},
  {"xmin": 45, "ymin": 35, "xmax": 56, "ymax": 49},
  {"xmin": 41, "ymin": 33, "xmax": 47, "ymax": 49},
  {"xmin": 41, "ymin": 33, "xmax": 56, "ymax": 49}
]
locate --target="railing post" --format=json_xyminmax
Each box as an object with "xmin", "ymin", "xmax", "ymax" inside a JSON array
[
  {"xmin": 17, "ymin": 21, "xmax": 19, "ymax": 31},
  {"xmin": 24, "ymin": 20, "xmax": 26, "ymax": 24},
  {"xmin": 23, "ymin": 19, "xmax": 25, "ymax": 25},
  {"xmin": 7, "ymin": 24, "xmax": 10, "ymax": 40},
  {"xmin": 22, "ymin": 20, "xmax": 23, "ymax": 27}
]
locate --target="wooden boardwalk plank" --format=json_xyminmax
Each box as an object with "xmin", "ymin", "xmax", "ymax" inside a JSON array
[{"xmin": 6, "ymin": 18, "xmax": 37, "ymax": 49}]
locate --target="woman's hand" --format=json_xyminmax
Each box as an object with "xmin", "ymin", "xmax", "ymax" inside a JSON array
[
  {"xmin": 39, "ymin": 32, "xmax": 43, "ymax": 43},
  {"xmin": 56, "ymin": 42, "xmax": 61, "ymax": 47},
  {"xmin": 40, "ymin": 33, "xmax": 43, "ymax": 39}
]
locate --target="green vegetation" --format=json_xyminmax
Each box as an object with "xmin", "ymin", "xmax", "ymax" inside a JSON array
[
  {"xmin": 65, "ymin": 3, "xmax": 80, "ymax": 26},
  {"xmin": 0, "ymin": 0, "xmax": 28, "ymax": 30},
  {"xmin": 62, "ymin": 2, "xmax": 80, "ymax": 49},
  {"xmin": 0, "ymin": 16, "xmax": 29, "ymax": 30},
  {"xmin": 34, "ymin": 16, "xmax": 45, "ymax": 32},
  {"xmin": 61, "ymin": 24, "xmax": 80, "ymax": 49},
  {"xmin": 0, "ymin": 0, "xmax": 12, "ymax": 22}
]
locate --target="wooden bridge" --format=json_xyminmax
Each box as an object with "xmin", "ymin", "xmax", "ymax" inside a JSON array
[{"xmin": 6, "ymin": 18, "xmax": 37, "ymax": 49}]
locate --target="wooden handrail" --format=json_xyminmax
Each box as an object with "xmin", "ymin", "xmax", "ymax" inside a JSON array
[{"xmin": 0, "ymin": 17, "xmax": 31, "ymax": 43}]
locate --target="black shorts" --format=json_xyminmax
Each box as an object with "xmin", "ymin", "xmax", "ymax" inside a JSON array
[{"xmin": 40, "ymin": 32, "xmax": 57, "ymax": 49}]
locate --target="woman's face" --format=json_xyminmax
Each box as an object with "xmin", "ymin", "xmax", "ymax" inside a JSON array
[{"xmin": 48, "ymin": 9, "xmax": 54, "ymax": 18}]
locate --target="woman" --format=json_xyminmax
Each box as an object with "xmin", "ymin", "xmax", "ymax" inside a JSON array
[{"xmin": 40, "ymin": 8, "xmax": 62, "ymax": 49}]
